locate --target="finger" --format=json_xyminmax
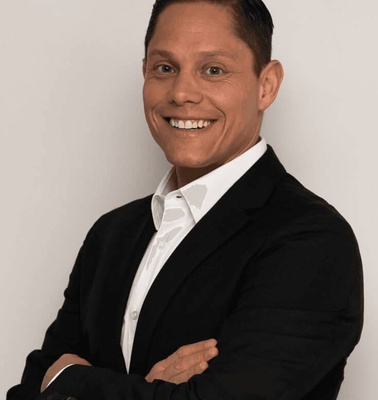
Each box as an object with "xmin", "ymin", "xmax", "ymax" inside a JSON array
[
  {"xmin": 173, "ymin": 346, "xmax": 218, "ymax": 372},
  {"xmin": 146, "ymin": 339, "xmax": 218, "ymax": 382},
  {"xmin": 161, "ymin": 346, "xmax": 218, "ymax": 382},
  {"xmin": 145, "ymin": 361, "xmax": 166, "ymax": 382},
  {"xmin": 170, "ymin": 361, "xmax": 209, "ymax": 384},
  {"xmin": 166, "ymin": 338, "xmax": 217, "ymax": 364}
]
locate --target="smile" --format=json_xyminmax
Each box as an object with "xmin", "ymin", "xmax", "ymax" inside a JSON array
[{"xmin": 167, "ymin": 118, "xmax": 213, "ymax": 130}]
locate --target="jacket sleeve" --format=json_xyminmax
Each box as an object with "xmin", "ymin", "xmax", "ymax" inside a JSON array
[
  {"xmin": 37, "ymin": 216, "xmax": 363, "ymax": 400},
  {"xmin": 7, "ymin": 246, "xmax": 87, "ymax": 400}
]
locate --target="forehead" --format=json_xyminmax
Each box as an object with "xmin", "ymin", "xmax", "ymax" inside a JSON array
[{"xmin": 147, "ymin": 2, "xmax": 252, "ymax": 59}]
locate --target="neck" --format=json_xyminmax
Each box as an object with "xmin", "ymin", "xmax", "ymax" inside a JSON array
[
  {"xmin": 175, "ymin": 165, "xmax": 217, "ymax": 188},
  {"xmin": 174, "ymin": 136, "xmax": 262, "ymax": 188}
]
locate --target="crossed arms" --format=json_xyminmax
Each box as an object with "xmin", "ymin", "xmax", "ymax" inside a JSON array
[
  {"xmin": 8, "ymin": 175, "xmax": 364, "ymax": 400},
  {"xmin": 40, "ymin": 339, "xmax": 219, "ymax": 391}
]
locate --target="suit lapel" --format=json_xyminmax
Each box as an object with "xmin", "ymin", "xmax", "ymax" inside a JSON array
[
  {"xmin": 130, "ymin": 146, "xmax": 287, "ymax": 374},
  {"xmin": 93, "ymin": 198, "xmax": 155, "ymax": 373}
]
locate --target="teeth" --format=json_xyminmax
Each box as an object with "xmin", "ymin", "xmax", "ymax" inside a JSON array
[{"xmin": 169, "ymin": 118, "xmax": 212, "ymax": 130}]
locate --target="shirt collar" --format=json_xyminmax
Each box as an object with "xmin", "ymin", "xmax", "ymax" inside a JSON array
[{"xmin": 152, "ymin": 138, "xmax": 267, "ymax": 230}]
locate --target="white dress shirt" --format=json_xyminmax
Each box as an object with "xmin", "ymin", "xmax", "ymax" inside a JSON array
[
  {"xmin": 121, "ymin": 138, "xmax": 267, "ymax": 371},
  {"xmin": 48, "ymin": 138, "xmax": 267, "ymax": 386}
]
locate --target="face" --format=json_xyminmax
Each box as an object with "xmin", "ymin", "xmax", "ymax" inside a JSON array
[{"xmin": 143, "ymin": 2, "xmax": 281, "ymax": 177}]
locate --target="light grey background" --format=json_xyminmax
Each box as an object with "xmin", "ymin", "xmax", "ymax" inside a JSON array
[{"xmin": 1, "ymin": 0, "xmax": 376, "ymax": 398}]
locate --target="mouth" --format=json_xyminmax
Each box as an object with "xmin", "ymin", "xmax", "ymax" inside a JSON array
[{"xmin": 164, "ymin": 117, "xmax": 214, "ymax": 130}]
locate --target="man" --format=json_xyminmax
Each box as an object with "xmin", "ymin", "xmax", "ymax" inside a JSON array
[{"xmin": 7, "ymin": 1, "xmax": 363, "ymax": 399}]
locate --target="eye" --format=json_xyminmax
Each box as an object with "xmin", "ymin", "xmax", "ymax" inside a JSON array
[
  {"xmin": 156, "ymin": 64, "xmax": 174, "ymax": 73},
  {"xmin": 205, "ymin": 66, "xmax": 224, "ymax": 76}
]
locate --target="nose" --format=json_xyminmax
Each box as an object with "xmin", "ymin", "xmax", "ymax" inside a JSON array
[{"xmin": 168, "ymin": 72, "xmax": 203, "ymax": 105}]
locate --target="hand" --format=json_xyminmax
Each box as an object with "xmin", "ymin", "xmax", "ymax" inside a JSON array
[
  {"xmin": 41, "ymin": 353, "xmax": 92, "ymax": 392},
  {"xmin": 145, "ymin": 338, "xmax": 218, "ymax": 384}
]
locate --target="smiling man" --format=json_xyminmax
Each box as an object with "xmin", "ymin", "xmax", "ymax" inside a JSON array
[
  {"xmin": 8, "ymin": 1, "xmax": 363, "ymax": 400},
  {"xmin": 142, "ymin": 1, "xmax": 282, "ymax": 186}
]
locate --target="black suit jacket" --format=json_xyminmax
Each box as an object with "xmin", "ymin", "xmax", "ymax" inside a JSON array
[{"xmin": 8, "ymin": 147, "xmax": 363, "ymax": 400}]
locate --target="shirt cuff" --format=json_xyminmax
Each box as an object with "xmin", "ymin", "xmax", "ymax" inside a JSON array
[{"xmin": 46, "ymin": 364, "xmax": 74, "ymax": 387}]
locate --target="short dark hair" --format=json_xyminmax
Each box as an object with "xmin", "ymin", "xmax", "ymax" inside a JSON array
[{"xmin": 144, "ymin": 0, "xmax": 274, "ymax": 76}]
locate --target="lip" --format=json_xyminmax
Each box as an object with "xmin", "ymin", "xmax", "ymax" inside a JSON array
[{"xmin": 163, "ymin": 116, "xmax": 216, "ymax": 122}]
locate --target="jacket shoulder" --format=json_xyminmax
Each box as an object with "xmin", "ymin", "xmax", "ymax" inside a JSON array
[
  {"xmin": 270, "ymin": 172, "xmax": 353, "ymax": 232},
  {"xmin": 85, "ymin": 194, "xmax": 153, "ymax": 240}
]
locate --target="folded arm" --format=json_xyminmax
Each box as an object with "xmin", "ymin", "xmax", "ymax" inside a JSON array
[
  {"xmin": 41, "ymin": 338, "xmax": 218, "ymax": 391},
  {"xmin": 8, "ymin": 208, "xmax": 363, "ymax": 400},
  {"xmin": 38, "ymin": 219, "xmax": 362, "ymax": 400}
]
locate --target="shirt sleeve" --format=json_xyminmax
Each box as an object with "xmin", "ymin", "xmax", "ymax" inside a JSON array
[{"xmin": 46, "ymin": 365, "xmax": 74, "ymax": 388}]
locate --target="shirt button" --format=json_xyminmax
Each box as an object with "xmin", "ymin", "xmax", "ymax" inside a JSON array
[
  {"xmin": 131, "ymin": 311, "xmax": 139, "ymax": 320},
  {"xmin": 158, "ymin": 241, "xmax": 166, "ymax": 250}
]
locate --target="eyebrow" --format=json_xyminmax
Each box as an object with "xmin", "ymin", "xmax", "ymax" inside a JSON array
[{"xmin": 147, "ymin": 49, "xmax": 237, "ymax": 60}]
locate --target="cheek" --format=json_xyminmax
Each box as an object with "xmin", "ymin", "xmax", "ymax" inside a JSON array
[
  {"xmin": 222, "ymin": 98, "xmax": 258, "ymax": 129},
  {"xmin": 143, "ymin": 82, "xmax": 160, "ymax": 109},
  {"xmin": 236, "ymin": 90, "xmax": 259, "ymax": 121},
  {"xmin": 144, "ymin": 79, "xmax": 170, "ymax": 100},
  {"xmin": 214, "ymin": 82, "xmax": 258, "ymax": 118}
]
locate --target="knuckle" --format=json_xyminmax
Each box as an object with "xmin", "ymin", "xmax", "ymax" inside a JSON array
[
  {"xmin": 193, "ymin": 353, "xmax": 201, "ymax": 363},
  {"xmin": 177, "ymin": 346, "xmax": 185, "ymax": 357},
  {"xmin": 149, "ymin": 366, "xmax": 158, "ymax": 374},
  {"xmin": 198, "ymin": 361, "xmax": 208, "ymax": 372},
  {"xmin": 156, "ymin": 363, "xmax": 166, "ymax": 372},
  {"xmin": 207, "ymin": 347, "xmax": 217, "ymax": 358},
  {"xmin": 174, "ymin": 360, "xmax": 183, "ymax": 371}
]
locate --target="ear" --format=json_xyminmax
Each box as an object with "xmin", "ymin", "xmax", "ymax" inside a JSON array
[
  {"xmin": 258, "ymin": 60, "xmax": 284, "ymax": 111},
  {"xmin": 142, "ymin": 58, "xmax": 147, "ymax": 78}
]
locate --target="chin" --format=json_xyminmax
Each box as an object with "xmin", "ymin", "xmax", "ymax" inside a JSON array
[{"xmin": 165, "ymin": 153, "xmax": 209, "ymax": 169}]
